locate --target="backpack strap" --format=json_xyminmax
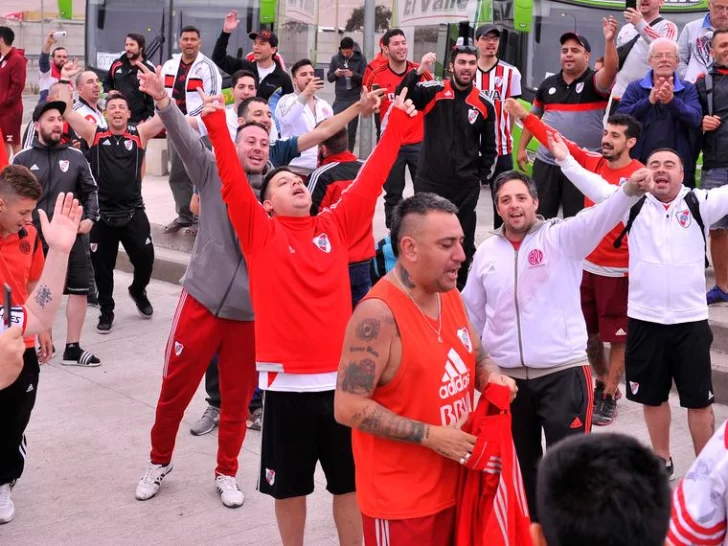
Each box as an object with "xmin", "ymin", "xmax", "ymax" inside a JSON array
[
  {"xmin": 613, "ymin": 195, "xmax": 647, "ymax": 249},
  {"xmin": 684, "ymin": 190, "xmax": 710, "ymax": 268},
  {"xmin": 371, "ymin": 237, "xmax": 389, "ymax": 284}
]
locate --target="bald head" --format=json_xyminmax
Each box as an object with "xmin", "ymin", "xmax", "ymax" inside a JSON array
[{"xmin": 76, "ymin": 70, "xmax": 101, "ymax": 105}]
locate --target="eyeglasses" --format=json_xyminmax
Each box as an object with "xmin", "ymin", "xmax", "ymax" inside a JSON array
[
  {"xmin": 650, "ymin": 53, "xmax": 677, "ymax": 60},
  {"xmin": 478, "ymin": 35, "xmax": 500, "ymax": 42}
]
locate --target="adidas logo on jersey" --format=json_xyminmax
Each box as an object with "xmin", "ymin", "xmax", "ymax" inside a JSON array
[
  {"xmin": 102, "ymin": 140, "xmax": 112, "ymax": 146},
  {"xmin": 616, "ymin": 328, "xmax": 627, "ymax": 336},
  {"xmin": 30, "ymin": 164, "xmax": 39, "ymax": 171},
  {"xmin": 440, "ymin": 348, "xmax": 471, "ymax": 400}
]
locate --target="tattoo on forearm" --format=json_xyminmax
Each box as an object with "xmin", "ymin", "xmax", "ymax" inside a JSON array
[
  {"xmin": 356, "ymin": 404, "xmax": 429, "ymax": 444},
  {"xmin": 399, "ymin": 266, "xmax": 416, "ymax": 289},
  {"xmin": 356, "ymin": 318, "xmax": 380, "ymax": 342},
  {"xmin": 34, "ymin": 285, "xmax": 52, "ymax": 310},
  {"xmin": 340, "ymin": 358, "xmax": 376, "ymax": 395},
  {"xmin": 350, "ymin": 345, "xmax": 380, "ymax": 358}
]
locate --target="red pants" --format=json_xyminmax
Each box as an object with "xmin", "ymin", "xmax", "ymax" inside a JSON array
[
  {"xmin": 150, "ymin": 290, "xmax": 256, "ymax": 476},
  {"xmin": 363, "ymin": 507, "xmax": 456, "ymax": 546}
]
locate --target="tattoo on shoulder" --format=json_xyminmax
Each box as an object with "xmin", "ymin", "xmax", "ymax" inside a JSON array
[
  {"xmin": 356, "ymin": 318, "xmax": 380, "ymax": 342},
  {"xmin": 34, "ymin": 285, "xmax": 52, "ymax": 310},
  {"xmin": 340, "ymin": 358, "xmax": 376, "ymax": 395},
  {"xmin": 399, "ymin": 266, "xmax": 416, "ymax": 289}
]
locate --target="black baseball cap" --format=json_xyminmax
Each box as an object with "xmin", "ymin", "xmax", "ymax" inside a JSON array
[
  {"xmin": 249, "ymin": 29, "xmax": 278, "ymax": 48},
  {"xmin": 560, "ymin": 32, "xmax": 591, "ymax": 53},
  {"xmin": 476, "ymin": 24, "xmax": 501, "ymax": 39},
  {"xmin": 32, "ymin": 100, "xmax": 66, "ymax": 122}
]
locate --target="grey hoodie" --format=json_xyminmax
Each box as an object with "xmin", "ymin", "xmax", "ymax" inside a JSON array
[
  {"xmin": 157, "ymin": 101, "xmax": 254, "ymax": 321},
  {"xmin": 327, "ymin": 47, "xmax": 367, "ymax": 102}
]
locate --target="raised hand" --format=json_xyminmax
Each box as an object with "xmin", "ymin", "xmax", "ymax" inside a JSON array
[
  {"xmin": 40, "ymin": 192, "xmax": 83, "ymax": 255},
  {"xmin": 624, "ymin": 168, "xmax": 654, "ymax": 197},
  {"xmin": 504, "ymin": 98, "xmax": 528, "ymax": 120},
  {"xmin": 61, "ymin": 58, "xmax": 82, "ymax": 81},
  {"xmin": 358, "ymin": 85, "xmax": 386, "ymax": 117},
  {"xmin": 623, "ymin": 7, "xmax": 643, "ymax": 25},
  {"xmin": 223, "ymin": 10, "xmax": 240, "ymax": 33},
  {"xmin": 547, "ymin": 131, "xmax": 570, "ymax": 162},
  {"xmin": 603, "ymin": 16, "xmax": 618, "ymax": 41},
  {"xmin": 136, "ymin": 62, "xmax": 167, "ymax": 101},
  {"xmin": 195, "ymin": 88, "xmax": 226, "ymax": 117},
  {"xmin": 418, "ymin": 52, "xmax": 437, "ymax": 75},
  {"xmin": 392, "ymin": 87, "xmax": 417, "ymax": 117},
  {"xmin": 302, "ymin": 77, "xmax": 325, "ymax": 98},
  {"xmin": 660, "ymin": 77, "xmax": 674, "ymax": 104}
]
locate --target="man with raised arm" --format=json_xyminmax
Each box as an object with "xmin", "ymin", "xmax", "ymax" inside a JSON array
[{"xmin": 202, "ymin": 86, "xmax": 414, "ymax": 546}]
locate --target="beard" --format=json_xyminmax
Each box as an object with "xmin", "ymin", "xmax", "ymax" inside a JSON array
[
  {"xmin": 126, "ymin": 51, "xmax": 141, "ymax": 61},
  {"xmin": 40, "ymin": 129, "xmax": 62, "ymax": 146},
  {"xmin": 453, "ymin": 72, "xmax": 473, "ymax": 88}
]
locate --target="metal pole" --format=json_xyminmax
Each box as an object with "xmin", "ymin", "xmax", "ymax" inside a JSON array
[
  {"xmin": 359, "ymin": 0, "xmax": 375, "ymax": 157},
  {"xmin": 40, "ymin": 0, "xmax": 45, "ymax": 45}
]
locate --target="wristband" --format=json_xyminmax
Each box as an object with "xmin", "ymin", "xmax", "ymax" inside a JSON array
[{"xmin": 59, "ymin": 79, "xmax": 70, "ymax": 84}]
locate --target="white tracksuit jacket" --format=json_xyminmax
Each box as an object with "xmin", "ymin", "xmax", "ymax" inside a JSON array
[
  {"xmin": 462, "ymin": 171, "xmax": 639, "ymax": 379},
  {"xmin": 559, "ymin": 155, "xmax": 728, "ymax": 325}
]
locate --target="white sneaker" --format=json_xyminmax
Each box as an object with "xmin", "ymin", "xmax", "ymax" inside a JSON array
[
  {"xmin": 216, "ymin": 475, "xmax": 244, "ymax": 508},
  {"xmin": 0, "ymin": 484, "xmax": 15, "ymax": 524},
  {"xmin": 135, "ymin": 462, "xmax": 173, "ymax": 501}
]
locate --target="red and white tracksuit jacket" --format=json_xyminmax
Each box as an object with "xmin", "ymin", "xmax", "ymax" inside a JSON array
[{"xmin": 455, "ymin": 383, "xmax": 533, "ymax": 546}]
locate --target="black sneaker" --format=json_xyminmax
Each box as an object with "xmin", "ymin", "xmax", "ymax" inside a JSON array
[
  {"xmin": 593, "ymin": 394, "xmax": 618, "ymax": 426},
  {"xmin": 594, "ymin": 380, "xmax": 605, "ymax": 409},
  {"xmin": 61, "ymin": 344, "xmax": 101, "ymax": 367},
  {"xmin": 664, "ymin": 457, "xmax": 675, "ymax": 481},
  {"xmin": 129, "ymin": 287, "xmax": 153, "ymax": 319},
  {"xmin": 97, "ymin": 311, "xmax": 114, "ymax": 334}
]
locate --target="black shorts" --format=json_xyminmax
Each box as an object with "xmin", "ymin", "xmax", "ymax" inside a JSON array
[
  {"xmin": 258, "ymin": 390, "xmax": 355, "ymax": 499},
  {"xmin": 625, "ymin": 318, "xmax": 714, "ymax": 409},
  {"xmin": 42, "ymin": 234, "xmax": 90, "ymax": 296}
]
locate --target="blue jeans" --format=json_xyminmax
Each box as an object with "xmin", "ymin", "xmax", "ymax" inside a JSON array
[{"xmin": 350, "ymin": 260, "xmax": 373, "ymax": 308}]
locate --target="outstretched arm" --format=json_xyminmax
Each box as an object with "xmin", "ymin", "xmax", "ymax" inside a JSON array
[
  {"xmin": 56, "ymin": 68, "xmax": 96, "ymax": 146},
  {"xmin": 596, "ymin": 16, "xmax": 619, "ymax": 93},
  {"xmin": 397, "ymin": 52, "xmax": 439, "ymax": 110}
]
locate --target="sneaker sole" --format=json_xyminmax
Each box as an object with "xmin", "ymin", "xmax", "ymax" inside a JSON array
[
  {"xmin": 96, "ymin": 327, "xmax": 112, "ymax": 334},
  {"xmin": 190, "ymin": 423, "xmax": 218, "ymax": 436},
  {"xmin": 219, "ymin": 497, "xmax": 245, "ymax": 509},
  {"xmin": 136, "ymin": 307, "xmax": 154, "ymax": 320},
  {"xmin": 60, "ymin": 359, "xmax": 102, "ymax": 367}
]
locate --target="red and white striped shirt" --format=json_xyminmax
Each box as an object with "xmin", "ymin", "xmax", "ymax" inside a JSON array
[
  {"xmin": 474, "ymin": 60, "xmax": 522, "ymax": 156},
  {"xmin": 668, "ymin": 419, "xmax": 728, "ymax": 546}
]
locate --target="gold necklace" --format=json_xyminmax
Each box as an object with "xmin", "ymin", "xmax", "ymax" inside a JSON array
[{"xmin": 394, "ymin": 271, "xmax": 443, "ymax": 343}]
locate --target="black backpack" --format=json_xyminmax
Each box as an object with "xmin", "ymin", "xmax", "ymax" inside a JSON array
[{"xmin": 613, "ymin": 191, "xmax": 709, "ymax": 268}]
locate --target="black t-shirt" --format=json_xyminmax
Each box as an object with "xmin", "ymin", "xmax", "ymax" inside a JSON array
[
  {"xmin": 173, "ymin": 61, "xmax": 193, "ymax": 114},
  {"xmin": 89, "ymin": 125, "xmax": 145, "ymax": 213}
]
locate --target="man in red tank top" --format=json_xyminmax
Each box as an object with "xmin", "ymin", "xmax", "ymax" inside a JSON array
[{"xmin": 334, "ymin": 193, "xmax": 517, "ymax": 546}]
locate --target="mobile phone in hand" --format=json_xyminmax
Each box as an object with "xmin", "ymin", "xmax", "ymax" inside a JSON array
[
  {"xmin": 372, "ymin": 83, "xmax": 382, "ymax": 91},
  {"xmin": 314, "ymin": 68, "xmax": 325, "ymax": 80},
  {"xmin": 626, "ymin": 0, "xmax": 637, "ymax": 10},
  {"xmin": 3, "ymin": 284, "xmax": 11, "ymax": 329}
]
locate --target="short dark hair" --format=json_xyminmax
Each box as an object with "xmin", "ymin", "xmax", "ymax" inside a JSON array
[
  {"xmin": 237, "ymin": 96, "xmax": 267, "ymax": 119},
  {"xmin": 319, "ymin": 126, "xmax": 348, "ymax": 156},
  {"xmin": 340, "ymin": 37, "xmax": 355, "ymax": 49},
  {"xmin": 537, "ymin": 433, "xmax": 671, "ymax": 546},
  {"xmin": 713, "ymin": 28, "xmax": 728, "ymax": 45},
  {"xmin": 451, "ymin": 48, "xmax": 477, "ymax": 63},
  {"xmin": 105, "ymin": 92, "xmax": 129, "ymax": 109},
  {"xmin": 390, "ymin": 193, "xmax": 459, "ymax": 257},
  {"xmin": 0, "ymin": 26, "xmax": 14, "ymax": 46},
  {"xmin": 606, "ymin": 113, "xmax": 642, "ymax": 141},
  {"xmin": 232, "ymin": 69, "xmax": 258, "ymax": 89},
  {"xmin": 493, "ymin": 170, "xmax": 538, "ymax": 203},
  {"xmin": 126, "ymin": 33, "xmax": 146, "ymax": 51},
  {"xmin": 382, "ymin": 29, "xmax": 405, "ymax": 47},
  {"xmin": 259, "ymin": 166, "xmax": 296, "ymax": 202},
  {"xmin": 0, "ymin": 165, "xmax": 42, "ymax": 201},
  {"xmin": 180, "ymin": 25, "xmax": 200, "ymax": 38},
  {"xmin": 291, "ymin": 58, "xmax": 313, "ymax": 77},
  {"xmin": 647, "ymin": 147, "xmax": 684, "ymax": 167},
  {"xmin": 52, "ymin": 46, "xmax": 67, "ymax": 58},
  {"xmin": 235, "ymin": 120, "xmax": 269, "ymax": 142}
]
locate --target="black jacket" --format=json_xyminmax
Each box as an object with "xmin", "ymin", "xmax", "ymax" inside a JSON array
[
  {"xmin": 12, "ymin": 141, "xmax": 99, "ymax": 223},
  {"xmin": 103, "ymin": 55, "xmax": 156, "ymax": 123},
  {"xmin": 696, "ymin": 65, "xmax": 728, "ymax": 170},
  {"xmin": 211, "ymin": 32, "xmax": 294, "ymax": 101},
  {"xmin": 327, "ymin": 48, "xmax": 367, "ymax": 102},
  {"xmin": 398, "ymin": 71, "xmax": 497, "ymax": 185}
]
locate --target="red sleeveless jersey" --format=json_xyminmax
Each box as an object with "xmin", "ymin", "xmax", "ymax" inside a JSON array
[{"xmin": 353, "ymin": 279, "xmax": 476, "ymax": 519}]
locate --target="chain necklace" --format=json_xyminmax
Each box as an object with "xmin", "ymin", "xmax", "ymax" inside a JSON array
[{"xmin": 394, "ymin": 271, "xmax": 443, "ymax": 343}]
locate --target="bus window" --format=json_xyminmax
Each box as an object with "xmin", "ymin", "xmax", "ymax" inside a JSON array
[{"xmin": 86, "ymin": 0, "xmax": 168, "ymax": 72}]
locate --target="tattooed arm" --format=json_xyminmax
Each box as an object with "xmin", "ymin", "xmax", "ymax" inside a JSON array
[
  {"xmin": 335, "ymin": 297, "xmax": 478, "ymax": 462},
  {"xmin": 469, "ymin": 320, "xmax": 518, "ymax": 399}
]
